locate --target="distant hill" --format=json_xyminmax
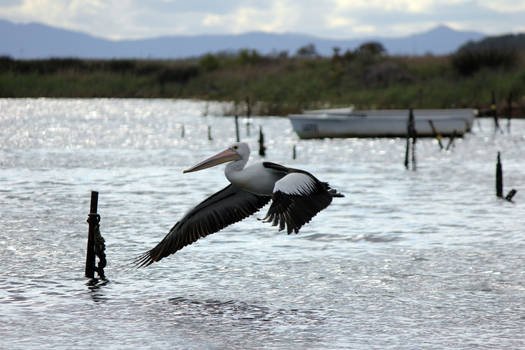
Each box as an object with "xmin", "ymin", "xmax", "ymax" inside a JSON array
[{"xmin": 0, "ymin": 19, "xmax": 485, "ymax": 58}]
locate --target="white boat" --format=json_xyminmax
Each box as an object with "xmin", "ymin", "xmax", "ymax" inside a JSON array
[
  {"xmin": 289, "ymin": 108, "xmax": 477, "ymax": 139},
  {"xmin": 302, "ymin": 106, "xmax": 355, "ymax": 115}
]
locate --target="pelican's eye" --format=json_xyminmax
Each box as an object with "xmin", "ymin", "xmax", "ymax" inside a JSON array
[{"xmin": 232, "ymin": 145, "xmax": 238, "ymax": 151}]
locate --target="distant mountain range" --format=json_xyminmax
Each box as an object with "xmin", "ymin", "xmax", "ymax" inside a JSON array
[{"xmin": 0, "ymin": 18, "xmax": 486, "ymax": 59}]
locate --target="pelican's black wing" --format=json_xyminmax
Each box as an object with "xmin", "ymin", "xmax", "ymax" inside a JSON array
[
  {"xmin": 134, "ymin": 184, "xmax": 270, "ymax": 267},
  {"xmin": 262, "ymin": 162, "xmax": 342, "ymax": 234}
]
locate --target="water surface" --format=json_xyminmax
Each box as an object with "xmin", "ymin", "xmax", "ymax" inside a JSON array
[{"xmin": 0, "ymin": 99, "xmax": 524, "ymax": 349}]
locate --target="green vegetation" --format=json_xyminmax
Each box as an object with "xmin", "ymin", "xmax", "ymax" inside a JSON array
[
  {"xmin": 1, "ymin": 39, "xmax": 524, "ymax": 115},
  {"xmin": 460, "ymin": 33, "xmax": 525, "ymax": 52},
  {"xmin": 452, "ymin": 38, "xmax": 520, "ymax": 76}
]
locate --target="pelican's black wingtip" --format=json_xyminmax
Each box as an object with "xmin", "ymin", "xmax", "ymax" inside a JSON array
[
  {"xmin": 132, "ymin": 251, "xmax": 155, "ymax": 269},
  {"xmin": 328, "ymin": 188, "xmax": 344, "ymax": 197}
]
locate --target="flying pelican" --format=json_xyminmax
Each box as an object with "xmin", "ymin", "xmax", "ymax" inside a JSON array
[{"xmin": 135, "ymin": 142, "xmax": 343, "ymax": 267}]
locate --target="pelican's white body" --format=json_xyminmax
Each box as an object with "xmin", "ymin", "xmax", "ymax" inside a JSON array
[{"xmin": 226, "ymin": 161, "xmax": 279, "ymax": 196}]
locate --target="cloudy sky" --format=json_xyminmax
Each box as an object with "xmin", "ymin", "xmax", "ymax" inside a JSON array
[{"xmin": 1, "ymin": 0, "xmax": 525, "ymax": 40}]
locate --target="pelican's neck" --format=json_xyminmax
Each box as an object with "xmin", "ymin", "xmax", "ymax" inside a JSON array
[
  {"xmin": 226, "ymin": 157, "xmax": 248, "ymax": 173},
  {"xmin": 225, "ymin": 155, "xmax": 249, "ymax": 186}
]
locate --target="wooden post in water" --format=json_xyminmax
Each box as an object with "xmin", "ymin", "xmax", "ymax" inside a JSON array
[
  {"xmin": 234, "ymin": 115, "xmax": 240, "ymax": 142},
  {"xmin": 411, "ymin": 123, "xmax": 417, "ymax": 171},
  {"xmin": 505, "ymin": 189, "xmax": 517, "ymax": 202},
  {"xmin": 181, "ymin": 125, "xmax": 185, "ymax": 138},
  {"xmin": 85, "ymin": 191, "xmax": 98, "ymax": 279},
  {"xmin": 496, "ymin": 152, "xmax": 503, "ymax": 198},
  {"xmin": 404, "ymin": 131, "xmax": 410, "ymax": 169},
  {"xmin": 428, "ymin": 120, "xmax": 443, "ymax": 150},
  {"xmin": 495, "ymin": 152, "xmax": 518, "ymax": 202},
  {"xmin": 258, "ymin": 126, "xmax": 266, "ymax": 157},
  {"xmin": 446, "ymin": 130, "xmax": 457, "ymax": 151},
  {"xmin": 506, "ymin": 92, "xmax": 512, "ymax": 132},
  {"xmin": 292, "ymin": 144, "xmax": 297, "ymax": 160},
  {"xmin": 405, "ymin": 108, "xmax": 416, "ymax": 170},
  {"xmin": 207, "ymin": 125, "xmax": 213, "ymax": 141}
]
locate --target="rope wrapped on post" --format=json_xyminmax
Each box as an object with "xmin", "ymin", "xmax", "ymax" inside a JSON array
[
  {"xmin": 85, "ymin": 191, "xmax": 107, "ymax": 280},
  {"xmin": 93, "ymin": 215, "xmax": 106, "ymax": 280}
]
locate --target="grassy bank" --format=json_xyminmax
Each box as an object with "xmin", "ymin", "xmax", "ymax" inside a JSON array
[{"xmin": 1, "ymin": 50, "xmax": 524, "ymax": 115}]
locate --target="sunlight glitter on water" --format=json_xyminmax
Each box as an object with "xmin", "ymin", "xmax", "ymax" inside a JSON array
[{"xmin": 0, "ymin": 99, "xmax": 524, "ymax": 349}]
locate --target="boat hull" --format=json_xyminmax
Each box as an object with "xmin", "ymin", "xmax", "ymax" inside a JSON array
[{"xmin": 289, "ymin": 109, "xmax": 476, "ymax": 139}]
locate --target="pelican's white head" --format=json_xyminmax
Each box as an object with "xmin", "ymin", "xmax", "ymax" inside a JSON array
[
  {"xmin": 183, "ymin": 142, "xmax": 250, "ymax": 173},
  {"xmin": 229, "ymin": 142, "xmax": 250, "ymax": 160}
]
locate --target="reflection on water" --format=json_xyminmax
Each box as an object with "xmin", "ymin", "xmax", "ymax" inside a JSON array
[
  {"xmin": 0, "ymin": 98, "xmax": 524, "ymax": 349},
  {"xmin": 86, "ymin": 278, "xmax": 110, "ymax": 303}
]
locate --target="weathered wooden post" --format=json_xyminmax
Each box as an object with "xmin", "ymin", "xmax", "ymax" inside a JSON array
[
  {"xmin": 207, "ymin": 125, "xmax": 213, "ymax": 141},
  {"xmin": 446, "ymin": 130, "xmax": 457, "ymax": 151},
  {"xmin": 506, "ymin": 92, "xmax": 512, "ymax": 132},
  {"xmin": 85, "ymin": 191, "xmax": 98, "ymax": 279},
  {"xmin": 258, "ymin": 126, "xmax": 266, "ymax": 157},
  {"xmin": 496, "ymin": 152, "xmax": 503, "ymax": 198},
  {"xmin": 292, "ymin": 144, "xmax": 297, "ymax": 160},
  {"xmin": 405, "ymin": 108, "xmax": 416, "ymax": 170},
  {"xmin": 495, "ymin": 152, "xmax": 518, "ymax": 202},
  {"xmin": 428, "ymin": 120, "xmax": 444, "ymax": 150},
  {"xmin": 234, "ymin": 115, "xmax": 240, "ymax": 142},
  {"xmin": 85, "ymin": 191, "xmax": 107, "ymax": 280},
  {"xmin": 404, "ymin": 132, "xmax": 410, "ymax": 169},
  {"xmin": 505, "ymin": 189, "xmax": 517, "ymax": 202},
  {"xmin": 411, "ymin": 122, "xmax": 417, "ymax": 171}
]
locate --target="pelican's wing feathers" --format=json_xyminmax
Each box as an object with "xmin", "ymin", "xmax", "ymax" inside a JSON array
[
  {"xmin": 135, "ymin": 184, "xmax": 270, "ymax": 267},
  {"xmin": 262, "ymin": 162, "xmax": 341, "ymax": 234}
]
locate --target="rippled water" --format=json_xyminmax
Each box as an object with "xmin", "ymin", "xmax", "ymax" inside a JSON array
[{"xmin": 1, "ymin": 98, "xmax": 524, "ymax": 349}]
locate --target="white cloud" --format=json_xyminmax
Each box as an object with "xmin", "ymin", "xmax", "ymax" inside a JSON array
[
  {"xmin": 332, "ymin": 0, "xmax": 429, "ymax": 13},
  {"xmin": 352, "ymin": 25, "xmax": 377, "ymax": 35},
  {"xmin": 201, "ymin": 1, "xmax": 298, "ymax": 34},
  {"xmin": 202, "ymin": 14, "xmax": 222, "ymax": 27},
  {"xmin": 332, "ymin": 0, "xmax": 470, "ymax": 14},
  {"xmin": 0, "ymin": 0, "xmax": 137, "ymax": 39},
  {"xmin": 477, "ymin": 0, "xmax": 525, "ymax": 12},
  {"xmin": 0, "ymin": 0, "xmax": 524, "ymax": 40},
  {"xmin": 326, "ymin": 16, "xmax": 354, "ymax": 29}
]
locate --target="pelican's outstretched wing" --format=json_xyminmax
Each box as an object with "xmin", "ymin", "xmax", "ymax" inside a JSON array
[
  {"xmin": 262, "ymin": 163, "xmax": 342, "ymax": 234},
  {"xmin": 135, "ymin": 185, "xmax": 270, "ymax": 267}
]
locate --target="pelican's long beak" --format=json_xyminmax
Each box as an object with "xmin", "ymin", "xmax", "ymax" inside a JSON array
[{"xmin": 183, "ymin": 148, "xmax": 241, "ymax": 173}]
